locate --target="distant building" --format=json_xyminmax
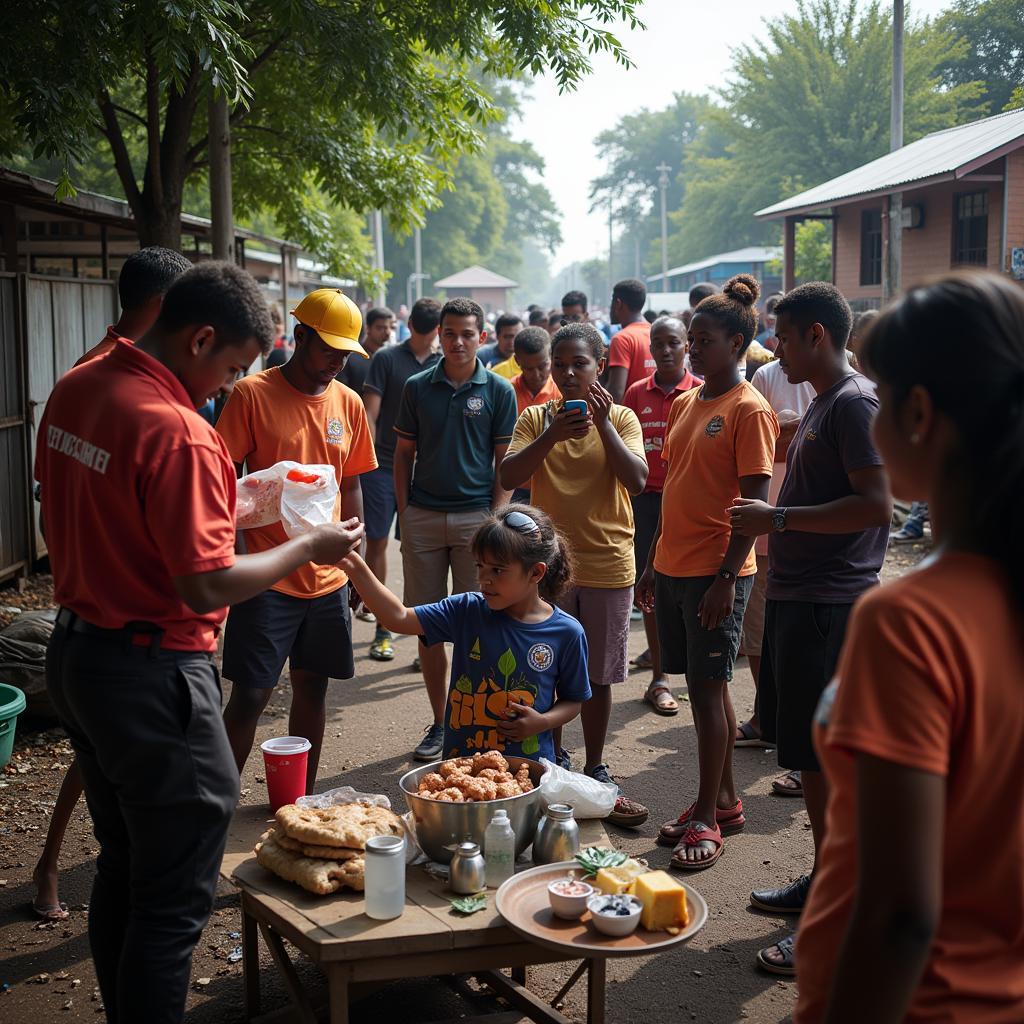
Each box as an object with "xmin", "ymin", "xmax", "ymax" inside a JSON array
[
  {"xmin": 756, "ymin": 106, "xmax": 1024, "ymax": 308},
  {"xmin": 433, "ymin": 264, "xmax": 518, "ymax": 315},
  {"xmin": 647, "ymin": 246, "xmax": 783, "ymax": 297}
]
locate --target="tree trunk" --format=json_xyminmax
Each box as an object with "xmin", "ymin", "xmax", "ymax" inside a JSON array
[{"xmin": 136, "ymin": 203, "xmax": 184, "ymax": 251}]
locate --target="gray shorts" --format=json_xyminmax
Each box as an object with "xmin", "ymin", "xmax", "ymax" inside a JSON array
[
  {"xmin": 555, "ymin": 584, "xmax": 633, "ymax": 686},
  {"xmin": 654, "ymin": 572, "xmax": 753, "ymax": 682}
]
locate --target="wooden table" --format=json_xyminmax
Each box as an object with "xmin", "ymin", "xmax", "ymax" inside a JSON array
[{"xmin": 221, "ymin": 806, "xmax": 615, "ymax": 1024}]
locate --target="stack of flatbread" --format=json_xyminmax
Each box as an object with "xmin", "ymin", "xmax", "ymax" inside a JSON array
[{"xmin": 254, "ymin": 802, "xmax": 405, "ymax": 896}]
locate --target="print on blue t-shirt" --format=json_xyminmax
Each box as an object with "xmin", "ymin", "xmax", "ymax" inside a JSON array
[{"xmin": 414, "ymin": 592, "xmax": 591, "ymax": 761}]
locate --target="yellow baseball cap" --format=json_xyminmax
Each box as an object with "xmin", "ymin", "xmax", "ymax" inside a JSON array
[{"xmin": 290, "ymin": 288, "xmax": 367, "ymax": 357}]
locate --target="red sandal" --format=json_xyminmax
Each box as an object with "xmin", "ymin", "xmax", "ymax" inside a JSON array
[
  {"xmin": 669, "ymin": 821, "xmax": 724, "ymax": 872},
  {"xmin": 657, "ymin": 799, "xmax": 744, "ymax": 846}
]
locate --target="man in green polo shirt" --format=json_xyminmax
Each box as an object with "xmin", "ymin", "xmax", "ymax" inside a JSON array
[{"xmin": 394, "ymin": 297, "xmax": 517, "ymax": 760}]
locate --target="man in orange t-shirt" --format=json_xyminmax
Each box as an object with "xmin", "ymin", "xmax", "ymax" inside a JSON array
[
  {"xmin": 75, "ymin": 246, "xmax": 191, "ymax": 367},
  {"xmin": 217, "ymin": 289, "xmax": 377, "ymax": 792},
  {"xmin": 606, "ymin": 277, "xmax": 653, "ymax": 402}
]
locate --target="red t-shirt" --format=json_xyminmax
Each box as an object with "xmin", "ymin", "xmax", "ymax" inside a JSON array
[
  {"xmin": 75, "ymin": 327, "xmax": 129, "ymax": 368},
  {"xmin": 35, "ymin": 341, "xmax": 237, "ymax": 651},
  {"xmin": 622, "ymin": 371, "xmax": 700, "ymax": 492},
  {"xmin": 608, "ymin": 321, "xmax": 653, "ymax": 391}
]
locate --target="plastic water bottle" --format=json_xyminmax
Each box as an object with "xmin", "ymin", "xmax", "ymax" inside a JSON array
[{"xmin": 484, "ymin": 810, "xmax": 516, "ymax": 888}]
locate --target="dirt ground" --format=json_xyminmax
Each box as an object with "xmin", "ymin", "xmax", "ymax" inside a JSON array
[{"xmin": 0, "ymin": 537, "xmax": 930, "ymax": 1022}]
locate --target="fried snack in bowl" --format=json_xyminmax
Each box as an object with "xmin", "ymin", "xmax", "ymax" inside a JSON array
[
  {"xmin": 438, "ymin": 757, "xmax": 474, "ymax": 779},
  {"xmin": 460, "ymin": 777, "xmax": 498, "ymax": 802},
  {"xmin": 514, "ymin": 764, "xmax": 534, "ymax": 792},
  {"xmin": 472, "ymin": 751, "xmax": 510, "ymax": 773},
  {"xmin": 433, "ymin": 788, "xmax": 466, "ymax": 802},
  {"xmin": 494, "ymin": 781, "xmax": 522, "ymax": 799},
  {"xmin": 416, "ymin": 772, "xmax": 447, "ymax": 795}
]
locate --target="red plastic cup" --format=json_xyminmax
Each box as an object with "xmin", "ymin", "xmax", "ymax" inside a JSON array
[{"xmin": 261, "ymin": 736, "xmax": 311, "ymax": 811}]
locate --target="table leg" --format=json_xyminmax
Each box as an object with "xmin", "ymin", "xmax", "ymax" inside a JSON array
[
  {"xmin": 241, "ymin": 896, "xmax": 260, "ymax": 1020},
  {"xmin": 587, "ymin": 958, "xmax": 606, "ymax": 1024},
  {"xmin": 328, "ymin": 965, "xmax": 350, "ymax": 1024},
  {"xmin": 257, "ymin": 921, "xmax": 318, "ymax": 1024}
]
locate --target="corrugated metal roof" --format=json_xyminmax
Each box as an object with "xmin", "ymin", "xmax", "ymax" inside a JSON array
[
  {"xmin": 756, "ymin": 107, "xmax": 1024, "ymax": 219},
  {"xmin": 434, "ymin": 263, "xmax": 518, "ymax": 288},
  {"xmin": 649, "ymin": 246, "xmax": 782, "ymax": 283}
]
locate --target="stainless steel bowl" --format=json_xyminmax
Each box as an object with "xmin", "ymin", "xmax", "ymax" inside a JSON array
[{"xmin": 399, "ymin": 755, "xmax": 544, "ymax": 864}]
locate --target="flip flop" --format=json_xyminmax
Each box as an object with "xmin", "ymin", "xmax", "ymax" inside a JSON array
[
  {"xmin": 32, "ymin": 900, "xmax": 69, "ymax": 922},
  {"xmin": 734, "ymin": 720, "xmax": 765, "ymax": 747},
  {"xmin": 643, "ymin": 680, "xmax": 678, "ymax": 716},
  {"xmin": 657, "ymin": 799, "xmax": 745, "ymax": 845},
  {"xmin": 669, "ymin": 821, "xmax": 724, "ymax": 872},
  {"xmin": 630, "ymin": 649, "xmax": 653, "ymax": 670},
  {"xmin": 772, "ymin": 770, "xmax": 803, "ymax": 797},
  {"xmin": 757, "ymin": 934, "xmax": 796, "ymax": 976}
]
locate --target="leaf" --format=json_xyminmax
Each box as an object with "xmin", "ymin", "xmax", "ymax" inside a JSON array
[
  {"xmin": 497, "ymin": 649, "xmax": 517, "ymax": 687},
  {"xmin": 574, "ymin": 846, "xmax": 627, "ymax": 878},
  {"xmin": 521, "ymin": 735, "xmax": 539, "ymax": 756},
  {"xmin": 450, "ymin": 893, "xmax": 487, "ymax": 914},
  {"xmin": 454, "ymin": 675, "xmax": 473, "ymax": 694}
]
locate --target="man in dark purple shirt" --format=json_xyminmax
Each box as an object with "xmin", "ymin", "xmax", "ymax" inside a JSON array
[{"xmin": 729, "ymin": 282, "xmax": 892, "ymax": 974}]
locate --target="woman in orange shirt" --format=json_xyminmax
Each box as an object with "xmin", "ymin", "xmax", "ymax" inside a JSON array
[{"xmin": 795, "ymin": 272, "xmax": 1024, "ymax": 1022}]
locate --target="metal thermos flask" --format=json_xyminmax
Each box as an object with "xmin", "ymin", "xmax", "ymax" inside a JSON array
[
  {"xmin": 449, "ymin": 841, "xmax": 487, "ymax": 894},
  {"xmin": 532, "ymin": 803, "xmax": 580, "ymax": 864}
]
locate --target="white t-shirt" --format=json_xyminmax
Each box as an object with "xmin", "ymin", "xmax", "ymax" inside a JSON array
[{"xmin": 751, "ymin": 360, "xmax": 816, "ymax": 558}]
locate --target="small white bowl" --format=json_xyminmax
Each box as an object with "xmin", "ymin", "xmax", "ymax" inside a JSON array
[
  {"xmin": 548, "ymin": 878, "xmax": 595, "ymax": 920},
  {"xmin": 587, "ymin": 893, "xmax": 642, "ymax": 937}
]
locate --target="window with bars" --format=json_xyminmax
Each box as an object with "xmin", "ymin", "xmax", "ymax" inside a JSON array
[
  {"xmin": 953, "ymin": 191, "xmax": 988, "ymax": 265},
  {"xmin": 860, "ymin": 208, "xmax": 882, "ymax": 286}
]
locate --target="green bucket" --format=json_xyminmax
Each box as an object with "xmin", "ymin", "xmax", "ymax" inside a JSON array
[{"xmin": 0, "ymin": 683, "xmax": 27, "ymax": 769}]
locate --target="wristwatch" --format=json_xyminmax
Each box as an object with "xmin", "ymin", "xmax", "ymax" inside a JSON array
[
  {"xmin": 771, "ymin": 507, "xmax": 788, "ymax": 533},
  {"xmin": 717, "ymin": 567, "xmax": 737, "ymax": 583}
]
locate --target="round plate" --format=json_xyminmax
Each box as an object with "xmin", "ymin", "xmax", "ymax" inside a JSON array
[{"xmin": 495, "ymin": 862, "xmax": 708, "ymax": 957}]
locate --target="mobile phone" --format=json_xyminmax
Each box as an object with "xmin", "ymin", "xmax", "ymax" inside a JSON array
[{"xmin": 564, "ymin": 399, "xmax": 588, "ymax": 416}]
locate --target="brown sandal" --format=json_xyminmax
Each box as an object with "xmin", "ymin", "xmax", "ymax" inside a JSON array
[{"xmin": 669, "ymin": 821, "xmax": 724, "ymax": 871}]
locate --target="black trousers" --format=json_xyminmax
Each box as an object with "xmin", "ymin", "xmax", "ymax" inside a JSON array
[{"xmin": 46, "ymin": 620, "xmax": 239, "ymax": 1024}]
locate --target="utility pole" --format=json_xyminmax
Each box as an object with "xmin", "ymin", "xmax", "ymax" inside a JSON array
[
  {"xmin": 883, "ymin": 0, "xmax": 904, "ymax": 303},
  {"xmin": 657, "ymin": 161, "xmax": 671, "ymax": 290},
  {"xmin": 414, "ymin": 226, "xmax": 423, "ymax": 301},
  {"xmin": 373, "ymin": 210, "xmax": 386, "ymax": 306},
  {"xmin": 608, "ymin": 201, "xmax": 614, "ymax": 302},
  {"xmin": 209, "ymin": 93, "xmax": 234, "ymax": 261}
]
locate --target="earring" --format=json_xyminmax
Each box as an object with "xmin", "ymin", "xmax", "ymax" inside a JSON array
[{"xmin": 910, "ymin": 433, "xmax": 920, "ymax": 444}]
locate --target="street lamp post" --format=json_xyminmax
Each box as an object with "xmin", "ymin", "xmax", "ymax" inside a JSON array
[
  {"xmin": 657, "ymin": 162, "xmax": 671, "ymax": 290},
  {"xmin": 406, "ymin": 272, "xmax": 428, "ymax": 312}
]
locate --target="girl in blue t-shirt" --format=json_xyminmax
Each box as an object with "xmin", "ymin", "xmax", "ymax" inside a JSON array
[{"xmin": 342, "ymin": 504, "xmax": 591, "ymax": 760}]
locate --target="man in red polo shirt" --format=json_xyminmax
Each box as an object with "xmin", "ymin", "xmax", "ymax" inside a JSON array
[
  {"xmin": 75, "ymin": 246, "xmax": 191, "ymax": 366},
  {"xmin": 36, "ymin": 262, "xmax": 364, "ymax": 1024},
  {"xmin": 622, "ymin": 314, "xmax": 699, "ymax": 712}
]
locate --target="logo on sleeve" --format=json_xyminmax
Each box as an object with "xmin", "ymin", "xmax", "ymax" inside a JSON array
[
  {"xmin": 527, "ymin": 643, "xmax": 554, "ymax": 672},
  {"xmin": 705, "ymin": 415, "xmax": 725, "ymax": 438},
  {"xmin": 465, "ymin": 395, "xmax": 485, "ymax": 417},
  {"xmin": 326, "ymin": 418, "xmax": 344, "ymax": 444},
  {"xmin": 805, "ymin": 428, "xmax": 818, "ymax": 441}
]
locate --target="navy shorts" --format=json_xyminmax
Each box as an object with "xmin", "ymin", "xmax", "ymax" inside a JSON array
[
  {"xmin": 361, "ymin": 466, "xmax": 399, "ymax": 541},
  {"xmin": 654, "ymin": 572, "xmax": 752, "ymax": 682},
  {"xmin": 221, "ymin": 586, "xmax": 354, "ymax": 689},
  {"xmin": 631, "ymin": 491, "xmax": 662, "ymax": 580}
]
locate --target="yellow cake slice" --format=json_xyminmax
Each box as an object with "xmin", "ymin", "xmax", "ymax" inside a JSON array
[
  {"xmin": 594, "ymin": 859, "xmax": 648, "ymax": 895},
  {"xmin": 634, "ymin": 870, "xmax": 690, "ymax": 933}
]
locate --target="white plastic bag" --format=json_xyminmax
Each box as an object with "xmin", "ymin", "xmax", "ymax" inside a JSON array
[
  {"xmin": 234, "ymin": 461, "xmax": 338, "ymax": 536},
  {"xmin": 278, "ymin": 462, "xmax": 338, "ymax": 537},
  {"xmin": 538, "ymin": 757, "xmax": 617, "ymax": 819}
]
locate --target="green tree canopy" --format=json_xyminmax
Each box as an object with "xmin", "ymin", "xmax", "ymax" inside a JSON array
[
  {"xmin": 0, "ymin": 0, "xmax": 640, "ymax": 281},
  {"xmin": 937, "ymin": 0, "xmax": 1024, "ymax": 115}
]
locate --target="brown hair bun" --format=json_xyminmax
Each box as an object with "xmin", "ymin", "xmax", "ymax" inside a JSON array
[{"xmin": 723, "ymin": 273, "xmax": 760, "ymax": 308}]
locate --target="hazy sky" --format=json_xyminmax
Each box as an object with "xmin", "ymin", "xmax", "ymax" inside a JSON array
[{"xmin": 516, "ymin": 0, "xmax": 954, "ymax": 269}]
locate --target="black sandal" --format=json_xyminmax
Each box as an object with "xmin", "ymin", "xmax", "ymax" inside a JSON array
[{"xmin": 756, "ymin": 934, "xmax": 796, "ymax": 976}]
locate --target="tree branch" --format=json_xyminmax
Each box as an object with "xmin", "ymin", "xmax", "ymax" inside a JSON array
[
  {"xmin": 96, "ymin": 92, "xmax": 142, "ymax": 214},
  {"xmin": 182, "ymin": 33, "xmax": 288, "ymax": 171},
  {"xmin": 111, "ymin": 104, "xmax": 148, "ymax": 129}
]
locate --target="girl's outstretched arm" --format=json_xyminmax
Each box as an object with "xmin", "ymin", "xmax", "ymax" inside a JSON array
[{"xmin": 341, "ymin": 553, "xmax": 423, "ymax": 635}]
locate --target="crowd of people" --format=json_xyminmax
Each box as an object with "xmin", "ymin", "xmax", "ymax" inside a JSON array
[{"xmin": 29, "ymin": 244, "xmax": 1024, "ymax": 1023}]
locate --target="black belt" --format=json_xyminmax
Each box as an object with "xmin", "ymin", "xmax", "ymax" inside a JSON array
[{"xmin": 56, "ymin": 607, "xmax": 165, "ymax": 654}]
